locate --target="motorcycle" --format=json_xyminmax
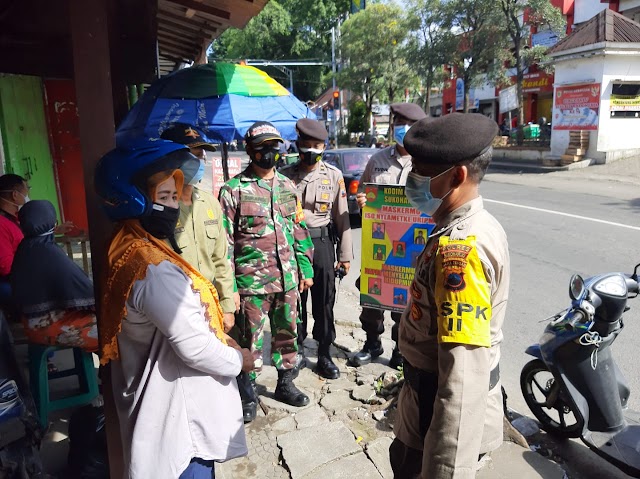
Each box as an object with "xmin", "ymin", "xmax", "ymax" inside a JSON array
[
  {"xmin": 521, "ymin": 265, "xmax": 640, "ymax": 478},
  {"xmin": 0, "ymin": 313, "xmax": 44, "ymax": 478}
]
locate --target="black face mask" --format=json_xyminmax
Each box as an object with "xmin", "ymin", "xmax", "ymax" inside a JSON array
[
  {"xmin": 140, "ymin": 203, "xmax": 182, "ymax": 253},
  {"xmin": 251, "ymin": 146, "xmax": 280, "ymax": 169},
  {"xmin": 299, "ymin": 147, "xmax": 324, "ymax": 165}
]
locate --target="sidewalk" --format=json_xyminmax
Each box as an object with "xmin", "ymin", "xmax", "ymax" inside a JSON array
[
  {"xmin": 489, "ymin": 155, "xmax": 640, "ymax": 185},
  {"xmin": 217, "ymin": 287, "xmax": 568, "ymax": 479}
]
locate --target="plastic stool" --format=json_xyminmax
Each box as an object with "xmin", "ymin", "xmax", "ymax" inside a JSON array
[{"xmin": 28, "ymin": 344, "xmax": 99, "ymax": 427}]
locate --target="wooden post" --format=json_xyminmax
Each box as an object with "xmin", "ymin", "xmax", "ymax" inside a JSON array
[
  {"xmin": 68, "ymin": 0, "xmax": 123, "ymax": 477},
  {"xmin": 222, "ymin": 142, "xmax": 230, "ymax": 181}
]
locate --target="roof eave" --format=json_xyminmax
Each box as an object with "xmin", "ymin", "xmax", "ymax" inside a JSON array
[{"xmin": 548, "ymin": 41, "xmax": 607, "ymax": 59}]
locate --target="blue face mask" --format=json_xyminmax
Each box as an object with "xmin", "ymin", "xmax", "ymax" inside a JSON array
[
  {"xmin": 405, "ymin": 169, "xmax": 454, "ymax": 216},
  {"xmin": 188, "ymin": 160, "xmax": 205, "ymax": 185},
  {"xmin": 394, "ymin": 125, "xmax": 411, "ymax": 146}
]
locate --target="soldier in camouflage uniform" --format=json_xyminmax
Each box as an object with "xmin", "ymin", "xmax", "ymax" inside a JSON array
[{"xmin": 219, "ymin": 121, "xmax": 314, "ymax": 410}]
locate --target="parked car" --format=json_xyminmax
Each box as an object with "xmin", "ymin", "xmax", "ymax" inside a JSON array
[{"xmin": 322, "ymin": 148, "xmax": 377, "ymax": 215}]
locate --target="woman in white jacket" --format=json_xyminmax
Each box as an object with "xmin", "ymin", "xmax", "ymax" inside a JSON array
[{"xmin": 95, "ymin": 139, "xmax": 253, "ymax": 479}]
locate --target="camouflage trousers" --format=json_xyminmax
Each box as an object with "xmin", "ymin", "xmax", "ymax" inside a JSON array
[{"xmin": 239, "ymin": 289, "xmax": 300, "ymax": 380}]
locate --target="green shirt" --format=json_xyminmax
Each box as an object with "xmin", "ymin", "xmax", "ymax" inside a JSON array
[{"xmin": 170, "ymin": 188, "xmax": 235, "ymax": 313}]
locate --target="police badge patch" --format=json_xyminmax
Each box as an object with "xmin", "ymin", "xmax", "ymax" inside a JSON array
[
  {"xmin": 440, "ymin": 243, "xmax": 472, "ymax": 291},
  {"xmin": 445, "ymin": 272, "xmax": 466, "ymax": 292}
]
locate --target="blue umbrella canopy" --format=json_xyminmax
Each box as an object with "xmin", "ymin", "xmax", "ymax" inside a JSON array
[{"xmin": 116, "ymin": 63, "xmax": 316, "ymax": 145}]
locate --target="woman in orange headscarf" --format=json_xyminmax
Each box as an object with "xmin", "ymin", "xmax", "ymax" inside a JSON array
[{"xmin": 95, "ymin": 140, "xmax": 253, "ymax": 479}]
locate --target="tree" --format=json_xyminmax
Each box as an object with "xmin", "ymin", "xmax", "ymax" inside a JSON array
[
  {"xmin": 347, "ymin": 99, "xmax": 367, "ymax": 134},
  {"xmin": 211, "ymin": 0, "xmax": 350, "ymax": 100},
  {"xmin": 447, "ymin": 0, "xmax": 508, "ymax": 113},
  {"xmin": 339, "ymin": 3, "xmax": 414, "ymax": 136},
  {"xmin": 497, "ymin": 0, "xmax": 565, "ymax": 143},
  {"xmin": 405, "ymin": 0, "xmax": 456, "ymax": 115}
]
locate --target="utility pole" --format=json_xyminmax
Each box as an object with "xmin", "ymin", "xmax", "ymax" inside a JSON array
[{"xmin": 331, "ymin": 26, "xmax": 338, "ymax": 148}]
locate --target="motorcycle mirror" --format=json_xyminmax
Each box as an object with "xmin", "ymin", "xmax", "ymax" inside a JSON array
[
  {"xmin": 569, "ymin": 274, "xmax": 586, "ymax": 301},
  {"xmin": 634, "ymin": 262, "xmax": 640, "ymax": 279}
]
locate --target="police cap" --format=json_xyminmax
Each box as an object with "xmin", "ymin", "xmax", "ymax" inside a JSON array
[
  {"xmin": 404, "ymin": 113, "xmax": 498, "ymax": 165},
  {"xmin": 390, "ymin": 103, "xmax": 427, "ymax": 122},
  {"xmin": 296, "ymin": 118, "xmax": 328, "ymax": 142}
]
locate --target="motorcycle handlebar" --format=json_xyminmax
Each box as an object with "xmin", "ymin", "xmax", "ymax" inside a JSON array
[
  {"xmin": 625, "ymin": 275, "xmax": 640, "ymax": 295},
  {"xmin": 566, "ymin": 309, "xmax": 586, "ymax": 330}
]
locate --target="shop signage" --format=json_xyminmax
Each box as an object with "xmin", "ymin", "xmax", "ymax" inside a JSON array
[
  {"xmin": 610, "ymin": 93, "xmax": 640, "ymax": 111},
  {"xmin": 499, "ymin": 85, "xmax": 518, "ymax": 114},
  {"xmin": 522, "ymin": 72, "xmax": 554, "ymax": 93},
  {"xmin": 532, "ymin": 30, "xmax": 559, "ymax": 48},
  {"xmin": 552, "ymin": 83, "xmax": 601, "ymax": 130}
]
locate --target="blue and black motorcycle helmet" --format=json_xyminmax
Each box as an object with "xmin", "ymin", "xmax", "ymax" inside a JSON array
[{"xmin": 95, "ymin": 138, "xmax": 200, "ymax": 221}]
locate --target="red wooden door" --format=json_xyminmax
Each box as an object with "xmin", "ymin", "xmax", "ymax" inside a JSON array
[{"xmin": 43, "ymin": 79, "xmax": 88, "ymax": 232}]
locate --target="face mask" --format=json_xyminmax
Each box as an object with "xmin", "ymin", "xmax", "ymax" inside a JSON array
[
  {"xmin": 251, "ymin": 146, "xmax": 280, "ymax": 169},
  {"xmin": 394, "ymin": 125, "xmax": 411, "ymax": 147},
  {"xmin": 405, "ymin": 168, "xmax": 454, "ymax": 216},
  {"xmin": 189, "ymin": 160, "xmax": 205, "ymax": 185},
  {"xmin": 140, "ymin": 203, "xmax": 180, "ymax": 240},
  {"xmin": 299, "ymin": 147, "xmax": 324, "ymax": 165},
  {"xmin": 0, "ymin": 191, "xmax": 29, "ymax": 210}
]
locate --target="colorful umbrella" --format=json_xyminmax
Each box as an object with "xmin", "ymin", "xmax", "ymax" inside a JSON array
[{"xmin": 116, "ymin": 62, "xmax": 315, "ymax": 146}]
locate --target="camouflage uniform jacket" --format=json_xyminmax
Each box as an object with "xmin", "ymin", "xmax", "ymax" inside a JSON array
[{"xmin": 219, "ymin": 167, "xmax": 314, "ymax": 296}]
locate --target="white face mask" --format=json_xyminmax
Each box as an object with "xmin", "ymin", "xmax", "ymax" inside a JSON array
[
  {"xmin": 0, "ymin": 190, "xmax": 30, "ymax": 210},
  {"xmin": 39, "ymin": 226, "xmax": 55, "ymax": 237},
  {"xmin": 405, "ymin": 168, "xmax": 454, "ymax": 216}
]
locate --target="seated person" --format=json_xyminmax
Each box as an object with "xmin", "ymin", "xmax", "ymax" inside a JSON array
[
  {"xmin": 10, "ymin": 200, "xmax": 97, "ymax": 351},
  {"xmin": 0, "ymin": 174, "xmax": 28, "ymax": 309}
]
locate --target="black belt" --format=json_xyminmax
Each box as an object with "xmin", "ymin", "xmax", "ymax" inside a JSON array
[
  {"xmin": 403, "ymin": 360, "xmax": 500, "ymax": 438},
  {"xmin": 403, "ymin": 361, "xmax": 500, "ymax": 392},
  {"xmin": 308, "ymin": 225, "xmax": 330, "ymax": 239}
]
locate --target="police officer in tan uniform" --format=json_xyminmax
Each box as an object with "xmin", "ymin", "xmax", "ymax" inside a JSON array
[
  {"xmin": 350, "ymin": 103, "xmax": 427, "ymax": 370},
  {"xmin": 389, "ymin": 113, "xmax": 510, "ymax": 478},
  {"xmin": 280, "ymin": 119, "xmax": 352, "ymax": 379}
]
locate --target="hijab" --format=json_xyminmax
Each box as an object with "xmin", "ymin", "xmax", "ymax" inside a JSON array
[{"xmin": 11, "ymin": 200, "xmax": 95, "ymax": 317}]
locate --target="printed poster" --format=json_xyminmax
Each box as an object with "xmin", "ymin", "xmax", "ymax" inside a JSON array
[
  {"xmin": 552, "ymin": 83, "xmax": 600, "ymax": 130},
  {"xmin": 212, "ymin": 157, "xmax": 242, "ymax": 198},
  {"xmin": 610, "ymin": 93, "xmax": 640, "ymax": 111},
  {"xmin": 360, "ymin": 184, "xmax": 436, "ymax": 313}
]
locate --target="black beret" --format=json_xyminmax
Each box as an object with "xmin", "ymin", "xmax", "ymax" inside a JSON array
[
  {"xmin": 296, "ymin": 118, "xmax": 328, "ymax": 141},
  {"xmin": 390, "ymin": 103, "xmax": 427, "ymax": 122},
  {"xmin": 404, "ymin": 113, "xmax": 499, "ymax": 165}
]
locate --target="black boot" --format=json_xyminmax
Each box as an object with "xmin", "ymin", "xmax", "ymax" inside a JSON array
[
  {"xmin": 296, "ymin": 348, "xmax": 307, "ymax": 371},
  {"xmin": 274, "ymin": 369, "xmax": 310, "ymax": 407},
  {"xmin": 388, "ymin": 346, "xmax": 404, "ymax": 371},
  {"xmin": 316, "ymin": 343, "xmax": 340, "ymax": 379},
  {"xmin": 349, "ymin": 338, "xmax": 383, "ymax": 367},
  {"xmin": 236, "ymin": 372, "xmax": 257, "ymax": 423}
]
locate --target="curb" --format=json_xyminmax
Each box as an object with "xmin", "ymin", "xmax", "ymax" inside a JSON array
[{"xmin": 489, "ymin": 159, "xmax": 592, "ymax": 174}]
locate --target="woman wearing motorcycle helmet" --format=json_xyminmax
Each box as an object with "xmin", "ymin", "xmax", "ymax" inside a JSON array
[{"xmin": 95, "ymin": 139, "xmax": 253, "ymax": 479}]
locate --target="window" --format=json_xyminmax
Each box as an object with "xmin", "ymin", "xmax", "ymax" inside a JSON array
[
  {"xmin": 610, "ymin": 83, "xmax": 640, "ymax": 119},
  {"xmin": 323, "ymin": 153, "xmax": 339, "ymax": 168}
]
